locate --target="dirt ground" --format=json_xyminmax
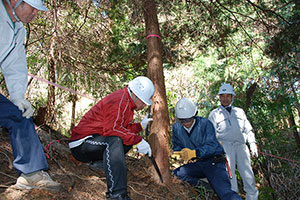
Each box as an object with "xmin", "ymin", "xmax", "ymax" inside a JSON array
[{"xmin": 0, "ymin": 127, "xmax": 203, "ymax": 200}]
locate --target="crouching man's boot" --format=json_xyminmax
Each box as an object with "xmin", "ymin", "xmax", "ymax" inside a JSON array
[
  {"xmin": 14, "ymin": 170, "xmax": 61, "ymax": 191},
  {"xmin": 106, "ymin": 192, "xmax": 131, "ymax": 200}
]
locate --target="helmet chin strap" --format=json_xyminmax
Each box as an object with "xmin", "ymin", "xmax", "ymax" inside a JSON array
[
  {"xmin": 5, "ymin": 0, "xmax": 24, "ymax": 22},
  {"xmin": 127, "ymin": 87, "xmax": 138, "ymax": 103}
]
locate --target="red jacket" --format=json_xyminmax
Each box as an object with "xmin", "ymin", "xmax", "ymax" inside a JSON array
[{"xmin": 70, "ymin": 87, "xmax": 143, "ymax": 145}]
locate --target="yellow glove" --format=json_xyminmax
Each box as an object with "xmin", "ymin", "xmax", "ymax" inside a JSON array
[
  {"xmin": 171, "ymin": 151, "xmax": 182, "ymax": 160},
  {"xmin": 181, "ymin": 148, "xmax": 196, "ymax": 161}
]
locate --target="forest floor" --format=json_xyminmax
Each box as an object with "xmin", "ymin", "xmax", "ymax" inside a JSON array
[{"xmin": 0, "ymin": 127, "xmax": 214, "ymax": 200}]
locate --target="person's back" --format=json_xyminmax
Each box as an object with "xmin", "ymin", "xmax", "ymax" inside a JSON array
[
  {"xmin": 71, "ymin": 87, "xmax": 144, "ymax": 145},
  {"xmin": 69, "ymin": 76, "xmax": 155, "ymax": 200}
]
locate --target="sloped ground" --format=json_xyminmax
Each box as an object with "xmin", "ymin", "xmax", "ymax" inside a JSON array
[{"xmin": 0, "ymin": 127, "xmax": 197, "ymax": 200}]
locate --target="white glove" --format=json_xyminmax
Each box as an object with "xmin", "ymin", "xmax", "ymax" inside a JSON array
[
  {"xmin": 136, "ymin": 139, "xmax": 152, "ymax": 157},
  {"xmin": 140, "ymin": 115, "xmax": 153, "ymax": 130},
  {"xmin": 12, "ymin": 99, "xmax": 34, "ymax": 119},
  {"xmin": 249, "ymin": 143, "xmax": 258, "ymax": 158}
]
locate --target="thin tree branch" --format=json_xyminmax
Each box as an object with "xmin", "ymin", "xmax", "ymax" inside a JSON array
[
  {"xmin": 214, "ymin": 0, "xmax": 263, "ymax": 52},
  {"xmin": 245, "ymin": 0, "xmax": 292, "ymax": 25}
]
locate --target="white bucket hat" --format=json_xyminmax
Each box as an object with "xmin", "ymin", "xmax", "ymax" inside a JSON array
[{"xmin": 24, "ymin": 0, "xmax": 48, "ymax": 11}]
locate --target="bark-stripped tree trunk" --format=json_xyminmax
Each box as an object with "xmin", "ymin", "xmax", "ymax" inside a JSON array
[{"xmin": 142, "ymin": 0, "xmax": 171, "ymax": 184}]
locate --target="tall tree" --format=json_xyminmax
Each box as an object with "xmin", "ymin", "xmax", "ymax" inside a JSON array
[
  {"xmin": 142, "ymin": 0, "xmax": 171, "ymax": 184},
  {"xmin": 47, "ymin": 0, "xmax": 58, "ymax": 125}
]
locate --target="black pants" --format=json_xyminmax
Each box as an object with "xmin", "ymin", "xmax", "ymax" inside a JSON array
[{"xmin": 71, "ymin": 134, "xmax": 132, "ymax": 196}]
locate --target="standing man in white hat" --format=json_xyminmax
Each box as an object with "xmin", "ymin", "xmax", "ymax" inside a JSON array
[
  {"xmin": 0, "ymin": 0, "xmax": 61, "ymax": 190},
  {"xmin": 209, "ymin": 83, "xmax": 259, "ymax": 200}
]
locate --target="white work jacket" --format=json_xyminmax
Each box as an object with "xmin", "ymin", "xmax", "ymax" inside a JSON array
[
  {"xmin": 208, "ymin": 106, "xmax": 256, "ymax": 144},
  {"xmin": 0, "ymin": 1, "xmax": 28, "ymax": 101}
]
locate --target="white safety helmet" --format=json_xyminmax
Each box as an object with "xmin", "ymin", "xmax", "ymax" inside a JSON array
[
  {"xmin": 218, "ymin": 83, "xmax": 236, "ymax": 96},
  {"xmin": 175, "ymin": 97, "xmax": 197, "ymax": 119},
  {"xmin": 128, "ymin": 76, "xmax": 155, "ymax": 105},
  {"xmin": 24, "ymin": 0, "xmax": 48, "ymax": 11}
]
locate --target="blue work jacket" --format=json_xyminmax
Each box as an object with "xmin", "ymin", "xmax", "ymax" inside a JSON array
[{"xmin": 172, "ymin": 116, "xmax": 224, "ymax": 159}]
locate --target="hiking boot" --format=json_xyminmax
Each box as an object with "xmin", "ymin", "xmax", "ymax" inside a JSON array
[
  {"xmin": 106, "ymin": 193, "xmax": 131, "ymax": 200},
  {"xmin": 89, "ymin": 160, "xmax": 104, "ymax": 171},
  {"xmin": 14, "ymin": 171, "xmax": 61, "ymax": 191}
]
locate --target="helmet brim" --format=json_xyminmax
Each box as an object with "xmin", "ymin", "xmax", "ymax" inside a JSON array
[
  {"xmin": 218, "ymin": 92, "xmax": 236, "ymax": 96},
  {"xmin": 141, "ymin": 98, "xmax": 153, "ymax": 106}
]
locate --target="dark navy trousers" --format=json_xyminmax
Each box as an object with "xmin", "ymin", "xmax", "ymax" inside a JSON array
[
  {"xmin": 0, "ymin": 94, "xmax": 48, "ymax": 174},
  {"xmin": 70, "ymin": 134, "xmax": 131, "ymax": 196},
  {"xmin": 173, "ymin": 159, "xmax": 242, "ymax": 200}
]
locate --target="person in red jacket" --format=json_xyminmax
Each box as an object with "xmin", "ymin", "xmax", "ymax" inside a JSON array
[{"xmin": 69, "ymin": 76, "xmax": 155, "ymax": 200}]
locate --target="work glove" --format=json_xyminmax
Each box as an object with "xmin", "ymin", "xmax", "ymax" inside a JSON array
[
  {"xmin": 140, "ymin": 115, "xmax": 153, "ymax": 130},
  {"xmin": 136, "ymin": 139, "xmax": 152, "ymax": 157},
  {"xmin": 180, "ymin": 148, "xmax": 196, "ymax": 161},
  {"xmin": 171, "ymin": 151, "xmax": 182, "ymax": 160},
  {"xmin": 11, "ymin": 98, "xmax": 34, "ymax": 119},
  {"xmin": 172, "ymin": 148, "xmax": 196, "ymax": 161},
  {"xmin": 249, "ymin": 143, "xmax": 258, "ymax": 158}
]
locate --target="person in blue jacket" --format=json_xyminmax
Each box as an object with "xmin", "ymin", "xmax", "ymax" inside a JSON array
[{"xmin": 171, "ymin": 97, "xmax": 241, "ymax": 200}]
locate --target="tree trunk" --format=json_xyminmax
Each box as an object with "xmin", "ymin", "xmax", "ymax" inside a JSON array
[
  {"xmin": 290, "ymin": 81, "xmax": 300, "ymax": 123},
  {"xmin": 47, "ymin": 33, "xmax": 56, "ymax": 124},
  {"xmin": 277, "ymin": 70, "xmax": 300, "ymax": 151},
  {"xmin": 142, "ymin": 0, "xmax": 171, "ymax": 184},
  {"xmin": 287, "ymin": 113, "xmax": 300, "ymax": 151},
  {"xmin": 245, "ymin": 81, "xmax": 258, "ymax": 113},
  {"xmin": 70, "ymin": 94, "xmax": 77, "ymax": 131},
  {"xmin": 47, "ymin": 2, "xmax": 58, "ymax": 125}
]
